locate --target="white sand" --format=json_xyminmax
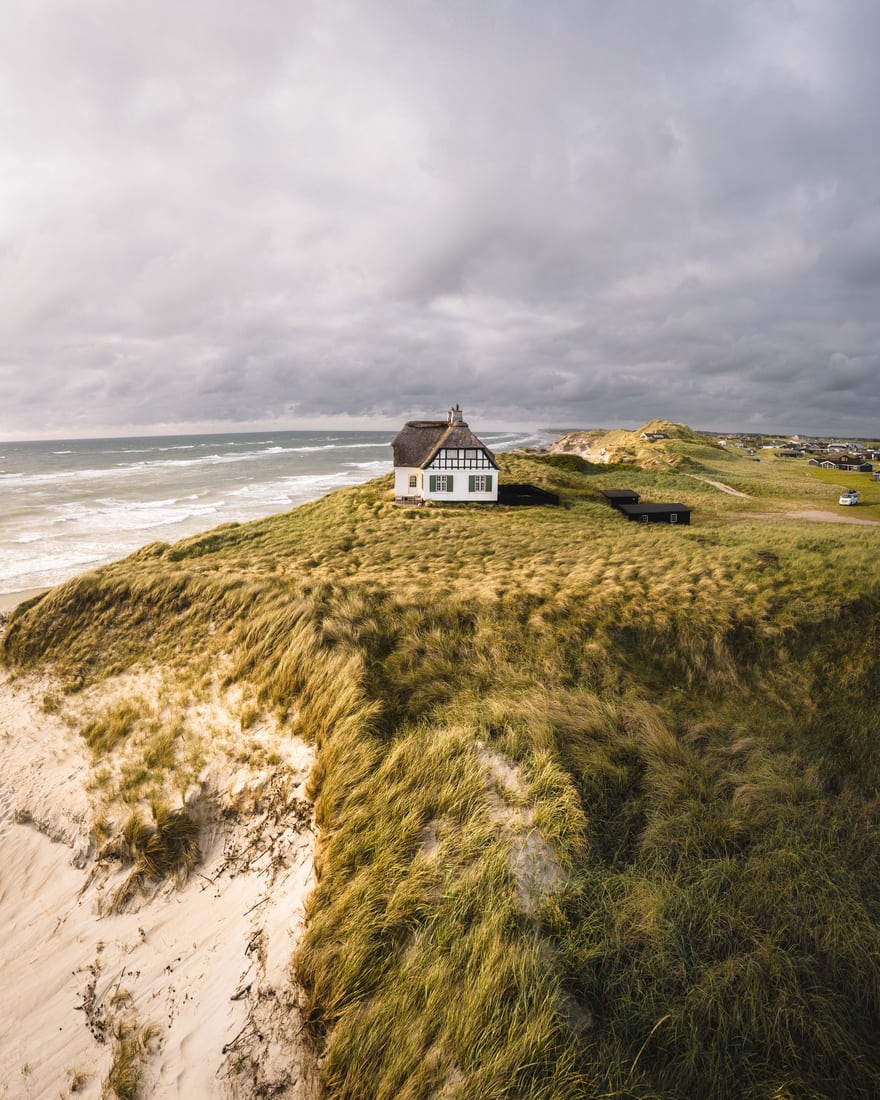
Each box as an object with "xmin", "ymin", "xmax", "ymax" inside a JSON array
[
  {"xmin": 738, "ymin": 509, "xmax": 880, "ymax": 526},
  {"xmin": 784, "ymin": 509, "xmax": 880, "ymax": 525},
  {"xmin": 0, "ymin": 588, "xmax": 48, "ymax": 614},
  {"xmin": 0, "ymin": 670, "xmax": 316, "ymax": 1098}
]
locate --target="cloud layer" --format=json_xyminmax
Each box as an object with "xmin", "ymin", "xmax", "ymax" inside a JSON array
[{"xmin": 1, "ymin": 0, "xmax": 878, "ymax": 437}]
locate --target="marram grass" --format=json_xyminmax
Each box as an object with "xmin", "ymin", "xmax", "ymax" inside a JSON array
[
  {"xmin": 99, "ymin": 801, "xmax": 201, "ymax": 910},
  {"xmin": 4, "ymin": 447, "xmax": 880, "ymax": 1098}
]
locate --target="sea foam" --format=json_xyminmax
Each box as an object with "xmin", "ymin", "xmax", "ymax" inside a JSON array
[{"xmin": 0, "ymin": 427, "xmax": 545, "ymax": 597}]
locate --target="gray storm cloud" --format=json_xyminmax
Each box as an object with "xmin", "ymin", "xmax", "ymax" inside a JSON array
[{"xmin": 1, "ymin": 0, "xmax": 878, "ymax": 438}]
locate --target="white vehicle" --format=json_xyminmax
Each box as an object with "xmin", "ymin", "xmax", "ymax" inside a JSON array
[{"xmin": 839, "ymin": 490, "xmax": 860, "ymax": 506}]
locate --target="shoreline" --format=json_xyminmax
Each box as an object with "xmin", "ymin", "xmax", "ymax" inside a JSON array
[{"xmin": 0, "ymin": 587, "xmax": 49, "ymax": 614}]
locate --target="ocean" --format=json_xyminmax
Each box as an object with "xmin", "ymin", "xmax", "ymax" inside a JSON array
[{"xmin": 0, "ymin": 427, "xmax": 547, "ymax": 604}]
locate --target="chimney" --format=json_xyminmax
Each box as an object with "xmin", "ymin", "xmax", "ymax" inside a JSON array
[{"xmin": 448, "ymin": 403, "xmax": 464, "ymax": 425}]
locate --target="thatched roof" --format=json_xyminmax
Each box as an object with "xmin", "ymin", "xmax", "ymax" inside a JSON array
[{"xmin": 391, "ymin": 412, "xmax": 498, "ymax": 469}]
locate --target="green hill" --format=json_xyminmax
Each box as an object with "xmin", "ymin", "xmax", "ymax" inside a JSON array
[
  {"xmin": 4, "ymin": 451, "xmax": 880, "ymax": 1098},
  {"xmin": 552, "ymin": 419, "xmax": 725, "ymax": 469}
]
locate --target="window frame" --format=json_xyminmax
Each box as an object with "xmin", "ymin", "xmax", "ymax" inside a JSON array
[{"xmin": 429, "ymin": 473, "xmax": 453, "ymax": 493}]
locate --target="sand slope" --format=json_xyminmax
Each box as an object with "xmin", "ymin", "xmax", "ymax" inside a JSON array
[{"xmin": 0, "ymin": 671, "xmax": 316, "ymax": 1098}]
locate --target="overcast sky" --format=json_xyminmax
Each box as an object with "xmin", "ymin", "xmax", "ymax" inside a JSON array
[{"xmin": 1, "ymin": 1, "xmax": 878, "ymax": 439}]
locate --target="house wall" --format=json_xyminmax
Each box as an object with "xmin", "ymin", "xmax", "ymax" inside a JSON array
[
  {"xmin": 422, "ymin": 464, "xmax": 498, "ymax": 502},
  {"xmin": 621, "ymin": 509, "xmax": 691, "ymax": 525},
  {"xmin": 394, "ymin": 467, "xmax": 423, "ymax": 497},
  {"xmin": 394, "ymin": 465, "xmax": 498, "ymax": 502},
  {"xmin": 636, "ymin": 512, "xmax": 690, "ymax": 525}
]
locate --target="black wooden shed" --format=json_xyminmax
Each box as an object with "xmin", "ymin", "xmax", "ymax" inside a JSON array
[
  {"xmin": 497, "ymin": 483, "xmax": 560, "ymax": 506},
  {"xmin": 618, "ymin": 503, "xmax": 691, "ymax": 525},
  {"xmin": 600, "ymin": 489, "xmax": 640, "ymax": 509}
]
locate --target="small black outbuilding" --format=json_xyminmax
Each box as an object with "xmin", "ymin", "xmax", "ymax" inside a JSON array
[
  {"xmin": 497, "ymin": 483, "xmax": 560, "ymax": 506},
  {"xmin": 618, "ymin": 503, "xmax": 691, "ymax": 525},
  {"xmin": 600, "ymin": 489, "xmax": 640, "ymax": 508}
]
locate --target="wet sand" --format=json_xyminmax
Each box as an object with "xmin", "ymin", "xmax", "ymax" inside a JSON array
[{"xmin": 0, "ymin": 587, "xmax": 49, "ymax": 614}]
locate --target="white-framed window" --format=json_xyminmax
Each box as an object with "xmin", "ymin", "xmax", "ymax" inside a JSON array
[
  {"xmin": 434, "ymin": 474, "xmax": 450, "ymax": 492},
  {"xmin": 467, "ymin": 473, "xmax": 493, "ymax": 493},
  {"xmin": 409, "ymin": 474, "xmax": 418, "ymax": 489},
  {"xmin": 670, "ymin": 513, "xmax": 678, "ymax": 523}
]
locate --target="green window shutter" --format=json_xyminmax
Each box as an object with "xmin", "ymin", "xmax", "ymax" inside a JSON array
[
  {"xmin": 447, "ymin": 475, "xmax": 454, "ymax": 492},
  {"xmin": 429, "ymin": 474, "xmax": 436, "ymax": 492},
  {"xmin": 486, "ymin": 475, "xmax": 493, "ymax": 491},
  {"xmin": 468, "ymin": 475, "xmax": 475, "ymax": 492}
]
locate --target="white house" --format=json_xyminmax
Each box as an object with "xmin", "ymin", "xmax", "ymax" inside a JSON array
[{"xmin": 391, "ymin": 405, "xmax": 499, "ymax": 503}]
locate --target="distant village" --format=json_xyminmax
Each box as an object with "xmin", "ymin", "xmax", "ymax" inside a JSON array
[{"xmin": 711, "ymin": 433, "xmax": 879, "ymax": 478}]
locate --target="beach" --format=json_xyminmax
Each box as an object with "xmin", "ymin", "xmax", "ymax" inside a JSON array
[
  {"xmin": 0, "ymin": 428, "xmax": 545, "ymax": 604},
  {"xmin": 0, "ymin": 588, "xmax": 48, "ymax": 614},
  {"xmin": 0, "ymin": 430, "xmax": 392, "ymax": 602}
]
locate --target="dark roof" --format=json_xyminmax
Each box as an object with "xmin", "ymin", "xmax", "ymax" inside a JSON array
[
  {"xmin": 601, "ymin": 489, "xmax": 640, "ymax": 501},
  {"xmin": 497, "ymin": 483, "xmax": 559, "ymax": 506},
  {"xmin": 820, "ymin": 456, "xmax": 872, "ymax": 469},
  {"xmin": 618, "ymin": 503, "xmax": 690, "ymax": 515},
  {"xmin": 392, "ymin": 418, "xmax": 498, "ymax": 469}
]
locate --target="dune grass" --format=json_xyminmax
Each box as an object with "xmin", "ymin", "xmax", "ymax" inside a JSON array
[
  {"xmin": 105, "ymin": 1018, "xmax": 160, "ymax": 1100},
  {"xmin": 4, "ymin": 446, "xmax": 880, "ymax": 1097},
  {"xmin": 98, "ymin": 801, "xmax": 201, "ymax": 910}
]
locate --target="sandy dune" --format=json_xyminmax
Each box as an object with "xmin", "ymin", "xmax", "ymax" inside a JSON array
[{"xmin": 0, "ymin": 671, "xmax": 316, "ymax": 1098}]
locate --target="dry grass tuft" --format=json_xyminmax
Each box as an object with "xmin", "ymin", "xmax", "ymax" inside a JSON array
[
  {"xmin": 104, "ymin": 1019, "xmax": 160, "ymax": 1100},
  {"xmin": 102, "ymin": 802, "xmax": 201, "ymax": 911}
]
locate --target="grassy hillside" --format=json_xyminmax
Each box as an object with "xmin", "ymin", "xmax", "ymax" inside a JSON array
[
  {"xmin": 551, "ymin": 418, "xmax": 718, "ymax": 468},
  {"xmin": 4, "ymin": 450, "xmax": 880, "ymax": 1098}
]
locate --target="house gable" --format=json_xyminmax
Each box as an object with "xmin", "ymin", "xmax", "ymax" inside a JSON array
[{"xmin": 424, "ymin": 440, "xmax": 497, "ymax": 471}]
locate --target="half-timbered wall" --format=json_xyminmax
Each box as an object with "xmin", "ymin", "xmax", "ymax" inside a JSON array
[{"xmin": 426, "ymin": 447, "xmax": 494, "ymax": 471}]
